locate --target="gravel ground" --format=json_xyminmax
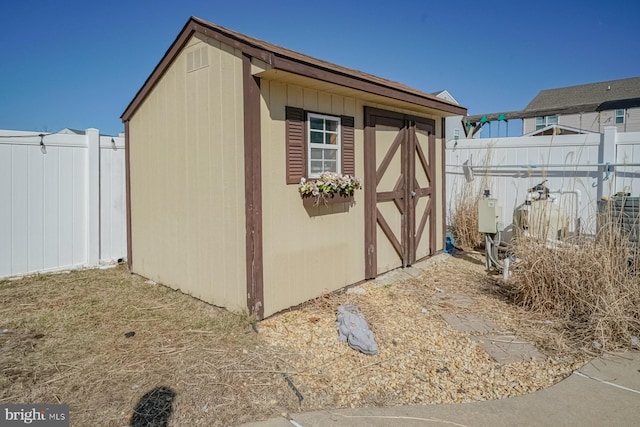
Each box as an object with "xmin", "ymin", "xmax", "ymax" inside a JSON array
[{"xmin": 258, "ymin": 253, "xmax": 588, "ymax": 409}]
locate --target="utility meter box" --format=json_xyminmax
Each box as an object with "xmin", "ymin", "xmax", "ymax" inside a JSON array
[{"xmin": 478, "ymin": 198, "xmax": 502, "ymax": 233}]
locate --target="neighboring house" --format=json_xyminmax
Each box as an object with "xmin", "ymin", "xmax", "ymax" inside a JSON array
[
  {"xmin": 433, "ymin": 90, "xmax": 468, "ymax": 142},
  {"xmin": 466, "ymin": 76, "xmax": 640, "ymax": 137},
  {"xmin": 121, "ymin": 17, "xmax": 466, "ymax": 318}
]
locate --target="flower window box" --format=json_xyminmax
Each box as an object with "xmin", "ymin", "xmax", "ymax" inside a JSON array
[{"xmin": 299, "ymin": 172, "xmax": 361, "ymax": 207}]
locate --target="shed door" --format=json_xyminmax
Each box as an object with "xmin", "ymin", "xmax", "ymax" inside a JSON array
[{"xmin": 364, "ymin": 107, "xmax": 436, "ymax": 278}]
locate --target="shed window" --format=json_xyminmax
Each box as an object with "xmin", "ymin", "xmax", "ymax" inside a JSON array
[
  {"xmin": 285, "ymin": 106, "xmax": 355, "ymax": 184},
  {"xmin": 308, "ymin": 113, "xmax": 340, "ymax": 177},
  {"xmin": 615, "ymin": 109, "xmax": 625, "ymax": 124}
]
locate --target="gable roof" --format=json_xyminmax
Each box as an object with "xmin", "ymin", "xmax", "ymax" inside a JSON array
[
  {"xmin": 465, "ymin": 76, "xmax": 640, "ymax": 127},
  {"xmin": 121, "ymin": 17, "xmax": 466, "ymax": 121},
  {"xmin": 432, "ymin": 90, "xmax": 459, "ymax": 105},
  {"xmin": 524, "ymin": 76, "xmax": 640, "ymax": 113}
]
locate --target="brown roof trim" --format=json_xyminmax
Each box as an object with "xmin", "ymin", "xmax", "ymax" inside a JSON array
[{"xmin": 122, "ymin": 17, "xmax": 466, "ymax": 121}]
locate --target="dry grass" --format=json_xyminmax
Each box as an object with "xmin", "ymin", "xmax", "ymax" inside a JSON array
[
  {"xmin": 0, "ymin": 255, "xmax": 590, "ymax": 426},
  {"xmin": 448, "ymin": 182, "xmax": 485, "ymax": 250},
  {"xmin": 0, "ymin": 266, "xmax": 300, "ymax": 426},
  {"xmin": 507, "ymin": 216, "xmax": 640, "ymax": 352}
]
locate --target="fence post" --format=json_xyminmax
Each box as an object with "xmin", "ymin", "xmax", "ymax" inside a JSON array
[
  {"xmin": 86, "ymin": 128, "xmax": 100, "ymax": 266},
  {"xmin": 600, "ymin": 126, "xmax": 617, "ymax": 200}
]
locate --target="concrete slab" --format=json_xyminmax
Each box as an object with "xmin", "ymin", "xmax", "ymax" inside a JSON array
[
  {"xmin": 577, "ymin": 352, "xmax": 640, "ymax": 391},
  {"xmin": 287, "ymin": 369, "xmax": 640, "ymax": 427},
  {"xmin": 239, "ymin": 353, "xmax": 640, "ymax": 427},
  {"xmin": 471, "ymin": 334, "xmax": 547, "ymax": 363},
  {"xmin": 240, "ymin": 417, "xmax": 292, "ymax": 427},
  {"xmin": 440, "ymin": 313, "xmax": 496, "ymax": 334}
]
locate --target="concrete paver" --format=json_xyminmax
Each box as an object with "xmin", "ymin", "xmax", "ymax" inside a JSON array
[
  {"xmin": 471, "ymin": 334, "xmax": 547, "ymax": 363},
  {"xmin": 440, "ymin": 313, "xmax": 496, "ymax": 334}
]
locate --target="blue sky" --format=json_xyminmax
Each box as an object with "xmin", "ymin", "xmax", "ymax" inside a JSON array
[{"xmin": 1, "ymin": 0, "xmax": 639, "ymax": 136}]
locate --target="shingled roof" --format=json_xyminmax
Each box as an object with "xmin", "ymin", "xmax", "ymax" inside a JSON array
[
  {"xmin": 122, "ymin": 17, "xmax": 466, "ymax": 121},
  {"xmin": 466, "ymin": 76, "xmax": 640, "ymax": 124},
  {"xmin": 525, "ymin": 76, "xmax": 640, "ymax": 112}
]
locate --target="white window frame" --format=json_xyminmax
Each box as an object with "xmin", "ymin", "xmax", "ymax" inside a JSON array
[
  {"xmin": 615, "ymin": 109, "xmax": 625, "ymax": 124},
  {"xmin": 307, "ymin": 113, "xmax": 341, "ymax": 178},
  {"xmin": 535, "ymin": 115, "xmax": 558, "ymax": 130}
]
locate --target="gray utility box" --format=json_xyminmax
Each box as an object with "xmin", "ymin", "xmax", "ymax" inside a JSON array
[{"xmin": 478, "ymin": 198, "xmax": 502, "ymax": 233}]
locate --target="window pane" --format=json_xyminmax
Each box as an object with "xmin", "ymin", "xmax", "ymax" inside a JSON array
[
  {"xmin": 310, "ymin": 117, "xmax": 324, "ymax": 130},
  {"xmin": 616, "ymin": 109, "xmax": 624, "ymax": 116},
  {"xmin": 310, "ymin": 161, "xmax": 323, "ymax": 174},
  {"xmin": 547, "ymin": 115, "xmax": 558, "ymax": 125},
  {"xmin": 326, "ymin": 120, "xmax": 338, "ymax": 132},
  {"xmin": 310, "ymin": 131, "xmax": 324, "ymax": 144},
  {"xmin": 616, "ymin": 116, "xmax": 624, "ymax": 124},
  {"xmin": 324, "ymin": 149, "xmax": 337, "ymax": 160},
  {"xmin": 323, "ymin": 160, "xmax": 337, "ymax": 172},
  {"xmin": 325, "ymin": 133, "xmax": 338, "ymax": 145},
  {"xmin": 311, "ymin": 148, "xmax": 323, "ymax": 160},
  {"xmin": 535, "ymin": 117, "xmax": 544, "ymax": 125}
]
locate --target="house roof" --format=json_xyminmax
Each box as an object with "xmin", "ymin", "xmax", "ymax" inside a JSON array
[
  {"xmin": 432, "ymin": 90, "xmax": 459, "ymax": 105},
  {"xmin": 525, "ymin": 77, "xmax": 640, "ymax": 112},
  {"xmin": 121, "ymin": 17, "xmax": 466, "ymax": 121},
  {"xmin": 466, "ymin": 76, "xmax": 640, "ymax": 124}
]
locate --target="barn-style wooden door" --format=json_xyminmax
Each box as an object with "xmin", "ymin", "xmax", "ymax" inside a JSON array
[{"xmin": 364, "ymin": 107, "xmax": 436, "ymax": 278}]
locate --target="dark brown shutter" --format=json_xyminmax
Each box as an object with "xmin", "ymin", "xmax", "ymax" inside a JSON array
[
  {"xmin": 341, "ymin": 115, "xmax": 355, "ymax": 176},
  {"xmin": 285, "ymin": 106, "xmax": 305, "ymax": 184}
]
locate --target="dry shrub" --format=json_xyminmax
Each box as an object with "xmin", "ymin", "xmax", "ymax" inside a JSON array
[
  {"xmin": 508, "ymin": 218, "xmax": 640, "ymax": 351},
  {"xmin": 449, "ymin": 182, "xmax": 485, "ymax": 250}
]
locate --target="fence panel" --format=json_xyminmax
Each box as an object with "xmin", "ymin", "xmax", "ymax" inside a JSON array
[
  {"xmin": 99, "ymin": 136, "xmax": 127, "ymax": 262},
  {"xmin": 446, "ymin": 127, "xmax": 640, "ymax": 238},
  {"xmin": 0, "ymin": 129, "xmax": 126, "ymax": 279},
  {"xmin": 615, "ymin": 132, "xmax": 640, "ymax": 195}
]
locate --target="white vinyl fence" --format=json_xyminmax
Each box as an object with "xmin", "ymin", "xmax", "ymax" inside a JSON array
[
  {"xmin": 0, "ymin": 128, "xmax": 126, "ymax": 278},
  {"xmin": 446, "ymin": 126, "xmax": 640, "ymax": 237}
]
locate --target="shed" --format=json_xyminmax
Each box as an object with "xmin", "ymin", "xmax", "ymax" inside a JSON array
[{"xmin": 121, "ymin": 17, "xmax": 466, "ymax": 318}]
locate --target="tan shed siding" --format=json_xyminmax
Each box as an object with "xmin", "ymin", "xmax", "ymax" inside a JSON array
[
  {"xmin": 261, "ymin": 80, "xmax": 364, "ymax": 316},
  {"xmin": 261, "ymin": 80, "xmax": 444, "ymax": 316},
  {"xmin": 128, "ymin": 35, "xmax": 246, "ymax": 311}
]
